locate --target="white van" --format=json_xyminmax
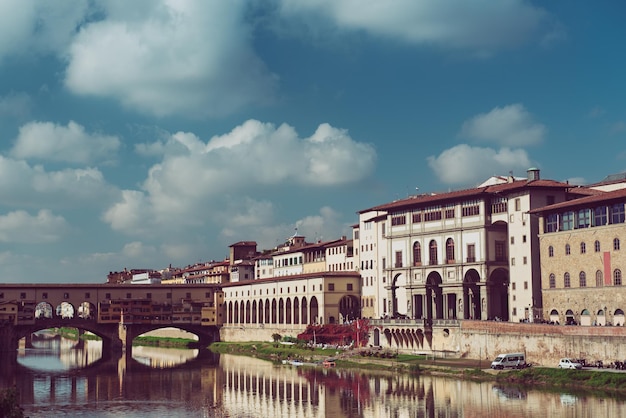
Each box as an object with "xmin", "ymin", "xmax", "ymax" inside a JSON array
[{"xmin": 490, "ymin": 353, "xmax": 526, "ymax": 369}]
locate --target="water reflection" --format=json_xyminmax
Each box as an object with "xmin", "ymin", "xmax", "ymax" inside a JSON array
[{"xmin": 1, "ymin": 339, "xmax": 625, "ymax": 417}]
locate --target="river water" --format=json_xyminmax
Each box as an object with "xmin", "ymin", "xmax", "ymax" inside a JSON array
[{"xmin": 0, "ymin": 337, "xmax": 624, "ymax": 417}]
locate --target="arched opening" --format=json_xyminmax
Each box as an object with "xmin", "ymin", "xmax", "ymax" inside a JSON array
[
  {"xmin": 310, "ymin": 296, "xmax": 319, "ymax": 324},
  {"xmin": 233, "ymin": 301, "xmax": 239, "ymax": 324},
  {"xmin": 293, "ymin": 297, "xmax": 300, "ymax": 324},
  {"xmin": 487, "ymin": 268, "xmax": 509, "ymax": 321},
  {"xmin": 55, "ymin": 302, "xmax": 75, "ymax": 319},
  {"xmin": 463, "ymin": 269, "xmax": 481, "ymax": 320},
  {"xmin": 245, "ymin": 301, "xmax": 251, "ymax": 324},
  {"xmin": 264, "ymin": 299, "xmax": 271, "ymax": 324},
  {"xmin": 565, "ymin": 309, "xmax": 575, "ymax": 325},
  {"xmin": 391, "ymin": 273, "xmax": 407, "ymax": 317},
  {"xmin": 271, "ymin": 299, "xmax": 277, "ymax": 324},
  {"xmin": 278, "ymin": 299, "xmax": 284, "ymax": 324},
  {"xmin": 285, "ymin": 298, "xmax": 292, "ymax": 324},
  {"xmin": 35, "ymin": 302, "xmax": 53, "ymax": 319},
  {"xmin": 614, "ymin": 309, "xmax": 625, "ymax": 326},
  {"xmin": 338, "ymin": 295, "xmax": 360, "ymax": 322},
  {"xmin": 251, "ymin": 300, "xmax": 257, "ymax": 323},
  {"xmin": 227, "ymin": 301, "xmax": 233, "ymax": 323},
  {"xmin": 301, "ymin": 297, "xmax": 308, "ymax": 324},
  {"xmin": 580, "ymin": 309, "xmax": 591, "ymax": 326},
  {"xmin": 549, "ymin": 309, "xmax": 559, "ymax": 324},
  {"xmin": 425, "ymin": 272, "xmax": 443, "ymax": 323},
  {"xmin": 413, "ymin": 241, "xmax": 421, "ymax": 265},
  {"xmin": 78, "ymin": 302, "xmax": 96, "ymax": 319}
]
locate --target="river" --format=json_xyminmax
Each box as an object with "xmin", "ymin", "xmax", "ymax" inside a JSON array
[{"xmin": 0, "ymin": 336, "xmax": 624, "ymax": 417}]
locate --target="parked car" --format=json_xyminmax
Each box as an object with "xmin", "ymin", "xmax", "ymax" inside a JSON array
[{"xmin": 558, "ymin": 358, "xmax": 583, "ymax": 369}]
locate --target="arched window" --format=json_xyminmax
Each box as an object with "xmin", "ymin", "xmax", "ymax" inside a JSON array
[
  {"xmin": 429, "ymin": 240, "xmax": 438, "ymax": 265},
  {"xmin": 614, "ymin": 238, "xmax": 621, "ymax": 251},
  {"xmin": 595, "ymin": 240, "xmax": 601, "ymax": 252},
  {"xmin": 565, "ymin": 244, "xmax": 571, "ymax": 255},
  {"xmin": 596, "ymin": 270, "xmax": 603, "ymax": 287},
  {"xmin": 579, "ymin": 271, "xmax": 586, "ymax": 287},
  {"xmin": 548, "ymin": 246, "xmax": 554, "ymax": 257},
  {"xmin": 446, "ymin": 238, "xmax": 455, "ymax": 262},
  {"xmin": 413, "ymin": 241, "xmax": 421, "ymax": 265},
  {"xmin": 564, "ymin": 272, "xmax": 571, "ymax": 288},
  {"xmin": 614, "ymin": 269, "xmax": 622, "ymax": 286},
  {"xmin": 580, "ymin": 242, "xmax": 586, "ymax": 254},
  {"xmin": 549, "ymin": 273, "xmax": 556, "ymax": 289}
]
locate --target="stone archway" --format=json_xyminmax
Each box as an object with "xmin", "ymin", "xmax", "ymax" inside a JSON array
[
  {"xmin": 339, "ymin": 295, "xmax": 360, "ymax": 322},
  {"xmin": 487, "ymin": 268, "xmax": 509, "ymax": 321},
  {"xmin": 463, "ymin": 269, "xmax": 481, "ymax": 320},
  {"xmin": 425, "ymin": 272, "xmax": 443, "ymax": 322}
]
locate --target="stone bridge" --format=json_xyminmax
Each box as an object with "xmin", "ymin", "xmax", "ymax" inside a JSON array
[{"xmin": 0, "ymin": 283, "xmax": 224, "ymax": 362}]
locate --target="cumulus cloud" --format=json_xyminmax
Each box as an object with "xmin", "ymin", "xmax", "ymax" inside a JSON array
[
  {"xmin": 105, "ymin": 119, "xmax": 375, "ymax": 238},
  {"xmin": 427, "ymin": 144, "xmax": 532, "ymax": 185},
  {"xmin": 11, "ymin": 121, "xmax": 121, "ymax": 164},
  {"xmin": 277, "ymin": 0, "xmax": 553, "ymax": 52},
  {"xmin": 0, "ymin": 209, "xmax": 68, "ymax": 243},
  {"xmin": 0, "ymin": 156, "xmax": 117, "ymax": 209},
  {"xmin": 64, "ymin": 1, "xmax": 277, "ymax": 117},
  {"xmin": 460, "ymin": 104, "xmax": 545, "ymax": 147},
  {"xmin": 0, "ymin": 0, "xmax": 89, "ymax": 62}
]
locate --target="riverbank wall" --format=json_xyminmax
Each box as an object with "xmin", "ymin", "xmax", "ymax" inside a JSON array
[{"xmin": 218, "ymin": 320, "xmax": 626, "ymax": 367}]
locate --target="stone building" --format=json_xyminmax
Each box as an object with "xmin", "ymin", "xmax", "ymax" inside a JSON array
[
  {"xmin": 532, "ymin": 186, "xmax": 626, "ymax": 326},
  {"xmin": 357, "ymin": 169, "xmax": 573, "ymax": 323}
]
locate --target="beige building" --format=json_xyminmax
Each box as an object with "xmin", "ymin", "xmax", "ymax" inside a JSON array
[
  {"xmin": 358, "ymin": 169, "xmax": 572, "ymax": 323},
  {"xmin": 533, "ymin": 186, "xmax": 626, "ymax": 326}
]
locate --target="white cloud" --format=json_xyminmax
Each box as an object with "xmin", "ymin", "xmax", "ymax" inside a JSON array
[
  {"xmin": 277, "ymin": 0, "xmax": 552, "ymax": 52},
  {"xmin": 0, "ymin": 209, "xmax": 68, "ymax": 243},
  {"xmin": 11, "ymin": 121, "xmax": 121, "ymax": 164},
  {"xmin": 0, "ymin": 156, "xmax": 117, "ymax": 209},
  {"xmin": 65, "ymin": 1, "xmax": 277, "ymax": 117},
  {"xmin": 105, "ymin": 120, "xmax": 374, "ymax": 241},
  {"xmin": 460, "ymin": 104, "xmax": 545, "ymax": 147},
  {"xmin": 427, "ymin": 144, "xmax": 532, "ymax": 186},
  {"xmin": 0, "ymin": 0, "xmax": 89, "ymax": 62}
]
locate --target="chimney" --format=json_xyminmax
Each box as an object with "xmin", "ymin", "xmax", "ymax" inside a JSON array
[{"xmin": 527, "ymin": 167, "xmax": 540, "ymax": 181}]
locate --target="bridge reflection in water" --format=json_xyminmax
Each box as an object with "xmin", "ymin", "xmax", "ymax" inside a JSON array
[{"xmin": 2, "ymin": 340, "xmax": 626, "ymax": 417}]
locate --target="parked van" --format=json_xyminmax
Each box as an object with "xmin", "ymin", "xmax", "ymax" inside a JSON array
[{"xmin": 490, "ymin": 353, "xmax": 526, "ymax": 369}]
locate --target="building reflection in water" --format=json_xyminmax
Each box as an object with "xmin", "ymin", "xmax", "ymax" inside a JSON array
[{"xmin": 5, "ymin": 342, "xmax": 626, "ymax": 417}]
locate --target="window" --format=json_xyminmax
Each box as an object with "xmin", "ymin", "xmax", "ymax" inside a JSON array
[
  {"xmin": 106, "ymin": 293, "xmax": 111, "ymax": 299},
  {"xmin": 511, "ymin": 257, "xmax": 515, "ymax": 266},
  {"xmin": 467, "ymin": 244, "xmax": 476, "ymax": 263},
  {"xmin": 446, "ymin": 238, "xmax": 455, "ymax": 262},
  {"xmin": 594, "ymin": 206, "xmax": 608, "ymax": 226},
  {"xmin": 425, "ymin": 206, "xmax": 442, "ymax": 221},
  {"xmin": 491, "ymin": 197, "xmax": 508, "ymax": 214},
  {"xmin": 391, "ymin": 212, "xmax": 407, "ymax": 226},
  {"xmin": 579, "ymin": 271, "xmax": 587, "ymax": 287},
  {"xmin": 395, "ymin": 251, "xmax": 403, "ymax": 268},
  {"xmin": 546, "ymin": 195, "xmax": 555, "ymax": 205},
  {"xmin": 412, "ymin": 211, "xmax": 422, "ymax": 223},
  {"xmin": 561, "ymin": 211, "xmax": 574, "ymax": 231},
  {"xmin": 578, "ymin": 209, "xmax": 591, "ymax": 228},
  {"xmin": 64, "ymin": 293, "xmax": 70, "ymax": 299},
  {"xmin": 515, "ymin": 198, "xmax": 521, "ymax": 211},
  {"xmin": 545, "ymin": 214, "xmax": 558, "ymax": 233},
  {"xmin": 462, "ymin": 200, "xmax": 480, "ymax": 216},
  {"xmin": 429, "ymin": 240, "xmax": 438, "ymax": 265},
  {"xmin": 413, "ymin": 242, "xmax": 421, "ymax": 265},
  {"xmin": 564, "ymin": 272, "xmax": 571, "ymax": 288},
  {"xmin": 580, "ymin": 242, "xmax": 586, "ymax": 254},
  {"xmin": 524, "ymin": 281, "xmax": 528, "ymax": 290},
  {"xmin": 20, "ymin": 293, "xmax": 26, "ymax": 299},
  {"xmin": 42, "ymin": 293, "xmax": 48, "ymax": 299},
  {"xmin": 382, "ymin": 257, "xmax": 386, "ymax": 269},
  {"xmin": 512, "ymin": 282, "xmax": 516, "ymax": 290},
  {"xmin": 495, "ymin": 241, "xmax": 506, "ymax": 261},
  {"xmin": 548, "ymin": 246, "xmax": 554, "ymax": 257},
  {"xmin": 444, "ymin": 204, "xmax": 455, "ymax": 219},
  {"xmin": 565, "ymin": 244, "xmax": 571, "ymax": 255},
  {"xmin": 596, "ymin": 270, "xmax": 603, "ymax": 287},
  {"xmin": 549, "ymin": 273, "xmax": 556, "ymax": 288},
  {"xmin": 523, "ymin": 256, "xmax": 527, "ymax": 265},
  {"xmin": 522, "ymin": 235, "xmax": 527, "ymax": 243},
  {"xmin": 328, "ymin": 283, "xmax": 335, "ymax": 291},
  {"xmin": 347, "ymin": 284, "xmax": 353, "ymax": 291},
  {"xmin": 614, "ymin": 269, "xmax": 622, "ymax": 286},
  {"xmin": 510, "ymin": 236, "xmax": 515, "ymax": 245},
  {"xmin": 611, "ymin": 203, "xmax": 625, "ymax": 224},
  {"xmin": 595, "ymin": 240, "xmax": 601, "ymax": 252},
  {"xmin": 614, "ymin": 238, "xmax": 621, "ymax": 251}
]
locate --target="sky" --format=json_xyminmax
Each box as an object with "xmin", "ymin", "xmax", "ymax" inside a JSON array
[{"xmin": 0, "ymin": 1, "xmax": 625, "ymax": 283}]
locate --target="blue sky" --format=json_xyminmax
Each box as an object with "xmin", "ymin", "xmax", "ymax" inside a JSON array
[{"xmin": 0, "ymin": 1, "xmax": 624, "ymax": 283}]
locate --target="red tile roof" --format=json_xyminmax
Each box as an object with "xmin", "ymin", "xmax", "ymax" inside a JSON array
[{"xmin": 530, "ymin": 187, "xmax": 626, "ymax": 214}]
